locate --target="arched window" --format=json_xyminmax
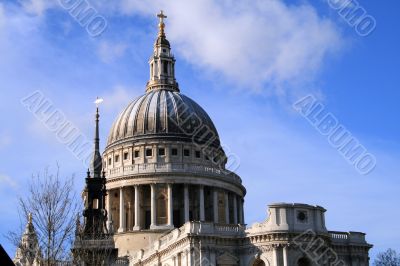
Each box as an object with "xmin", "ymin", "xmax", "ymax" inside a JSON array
[{"xmin": 298, "ymin": 257, "xmax": 311, "ymax": 266}]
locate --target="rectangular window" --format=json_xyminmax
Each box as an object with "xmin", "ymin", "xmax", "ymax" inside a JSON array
[
  {"xmin": 163, "ymin": 62, "xmax": 168, "ymax": 74},
  {"xmin": 124, "ymin": 152, "xmax": 129, "ymax": 160},
  {"xmin": 158, "ymin": 148, "xmax": 165, "ymax": 156},
  {"xmin": 183, "ymin": 149, "xmax": 190, "ymax": 157},
  {"xmin": 171, "ymin": 148, "xmax": 178, "ymax": 156},
  {"xmin": 134, "ymin": 150, "xmax": 140, "ymax": 158},
  {"xmin": 146, "ymin": 148, "xmax": 153, "ymax": 157},
  {"xmin": 108, "ymin": 158, "xmax": 112, "ymax": 165},
  {"xmin": 195, "ymin": 151, "xmax": 201, "ymax": 158},
  {"xmin": 115, "ymin": 155, "xmax": 119, "ymax": 162}
]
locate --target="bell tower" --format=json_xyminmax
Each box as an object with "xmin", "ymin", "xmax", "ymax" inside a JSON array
[
  {"xmin": 72, "ymin": 100, "xmax": 117, "ymax": 265},
  {"xmin": 82, "ymin": 104, "xmax": 108, "ymax": 235}
]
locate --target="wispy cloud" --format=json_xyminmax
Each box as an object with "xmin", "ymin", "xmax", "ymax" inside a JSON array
[
  {"xmin": 20, "ymin": 0, "xmax": 52, "ymax": 16},
  {"xmin": 13, "ymin": 0, "xmax": 343, "ymax": 96},
  {"xmin": 100, "ymin": 0, "xmax": 343, "ymax": 94},
  {"xmin": 102, "ymin": 85, "xmax": 142, "ymax": 112},
  {"xmin": 97, "ymin": 41, "xmax": 128, "ymax": 63},
  {"xmin": 0, "ymin": 174, "xmax": 18, "ymax": 189}
]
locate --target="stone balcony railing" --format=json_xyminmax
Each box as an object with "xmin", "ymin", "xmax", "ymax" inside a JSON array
[
  {"xmin": 132, "ymin": 222, "xmax": 245, "ymax": 262},
  {"xmin": 329, "ymin": 231, "xmax": 368, "ymax": 244},
  {"xmin": 106, "ymin": 163, "xmax": 242, "ymax": 184}
]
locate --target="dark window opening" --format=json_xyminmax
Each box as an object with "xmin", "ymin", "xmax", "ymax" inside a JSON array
[
  {"xmin": 146, "ymin": 148, "xmax": 153, "ymax": 157},
  {"xmin": 171, "ymin": 148, "xmax": 178, "ymax": 156},
  {"xmin": 115, "ymin": 155, "xmax": 119, "ymax": 162},
  {"xmin": 195, "ymin": 151, "xmax": 201, "ymax": 158},
  {"xmin": 124, "ymin": 152, "xmax": 129, "ymax": 160},
  {"xmin": 163, "ymin": 62, "xmax": 168, "ymax": 74},
  {"xmin": 183, "ymin": 149, "xmax": 190, "ymax": 157},
  {"xmin": 158, "ymin": 148, "xmax": 165, "ymax": 156},
  {"xmin": 134, "ymin": 150, "xmax": 140, "ymax": 158}
]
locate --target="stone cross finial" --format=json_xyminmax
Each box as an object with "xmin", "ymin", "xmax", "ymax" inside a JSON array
[{"xmin": 28, "ymin": 213, "xmax": 32, "ymax": 224}]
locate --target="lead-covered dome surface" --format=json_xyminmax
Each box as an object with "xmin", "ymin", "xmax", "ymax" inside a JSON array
[{"xmin": 107, "ymin": 89, "xmax": 222, "ymax": 149}]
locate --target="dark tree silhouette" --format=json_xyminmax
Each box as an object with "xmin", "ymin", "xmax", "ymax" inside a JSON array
[
  {"xmin": 7, "ymin": 166, "xmax": 79, "ymax": 265},
  {"xmin": 374, "ymin": 249, "xmax": 400, "ymax": 266}
]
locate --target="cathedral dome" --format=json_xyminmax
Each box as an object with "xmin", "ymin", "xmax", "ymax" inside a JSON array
[
  {"xmin": 101, "ymin": 11, "xmax": 244, "ymax": 237},
  {"xmin": 106, "ymin": 89, "xmax": 222, "ymax": 150}
]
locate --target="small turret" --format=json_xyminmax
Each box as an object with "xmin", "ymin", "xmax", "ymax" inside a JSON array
[{"xmin": 13, "ymin": 213, "xmax": 42, "ymax": 266}]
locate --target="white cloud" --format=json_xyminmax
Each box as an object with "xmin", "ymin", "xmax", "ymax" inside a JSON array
[
  {"xmin": 95, "ymin": 0, "xmax": 343, "ymax": 93},
  {"xmin": 14, "ymin": 0, "xmax": 343, "ymax": 95},
  {"xmin": 102, "ymin": 85, "xmax": 142, "ymax": 112},
  {"xmin": 97, "ymin": 41, "xmax": 128, "ymax": 63},
  {"xmin": 0, "ymin": 174, "xmax": 17, "ymax": 189},
  {"xmin": 19, "ymin": 0, "xmax": 55, "ymax": 16}
]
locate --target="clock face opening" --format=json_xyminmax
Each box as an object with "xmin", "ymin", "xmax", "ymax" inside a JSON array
[{"xmin": 297, "ymin": 211, "xmax": 308, "ymax": 222}]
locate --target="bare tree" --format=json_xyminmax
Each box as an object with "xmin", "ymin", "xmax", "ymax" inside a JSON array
[
  {"xmin": 374, "ymin": 249, "xmax": 400, "ymax": 266},
  {"xmin": 7, "ymin": 166, "xmax": 79, "ymax": 265}
]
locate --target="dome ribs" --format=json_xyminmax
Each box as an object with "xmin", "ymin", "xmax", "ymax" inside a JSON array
[{"xmin": 106, "ymin": 90, "xmax": 224, "ymax": 155}]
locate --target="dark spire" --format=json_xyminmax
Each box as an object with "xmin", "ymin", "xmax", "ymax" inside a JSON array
[{"xmin": 90, "ymin": 103, "xmax": 102, "ymax": 178}]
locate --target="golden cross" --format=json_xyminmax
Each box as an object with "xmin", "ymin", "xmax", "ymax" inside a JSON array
[{"xmin": 157, "ymin": 10, "xmax": 167, "ymax": 24}]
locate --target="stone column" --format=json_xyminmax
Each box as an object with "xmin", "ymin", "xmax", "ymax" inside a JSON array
[
  {"xmin": 133, "ymin": 185, "xmax": 141, "ymax": 231},
  {"xmin": 168, "ymin": 183, "xmax": 174, "ymax": 227},
  {"xmin": 186, "ymin": 248, "xmax": 192, "ymax": 266},
  {"xmin": 283, "ymin": 246, "xmax": 288, "ymax": 266},
  {"xmin": 273, "ymin": 246, "xmax": 278, "ymax": 266},
  {"xmin": 184, "ymin": 185, "xmax": 189, "ymax": 222},
  {"xmin": 209, "ymin": 249, "xmax": 217, "ymax": 266},
  {"xmin": 199, "ymin": 185, "xmax": 205, "ymax": 221},
  {"xmin": 118, "ymin": 187, "xmax": 126, "ymax": 233},
  {"xmin": 150, "ymin": 184, "xmax": 157, "ymax": 228},
  {"xmin": 106, "ymin": 189, "xmax": 113, "ymax": 231},
  {"xmin": 224, "ymin": 192, "xmax": 229, "ymax": 224},
  {"xmin": 213, "ymin": 189, "xmax": 219, "ymax": 223},
  {"xmin": 238, "ymin": 198, "xmax": 244, "ymax": 224},
  {"xmin": 127, "ymin": 202, "xmax": 132, "ymax": 231},
  {"xmin": 233, "ymin": 194, "xmax": 238, "ymax": 224}
]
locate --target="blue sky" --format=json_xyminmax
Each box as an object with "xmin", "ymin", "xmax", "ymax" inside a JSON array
[{"xmin": 0, "ymin": 0, "xmax": 399, "ymax": 260}]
